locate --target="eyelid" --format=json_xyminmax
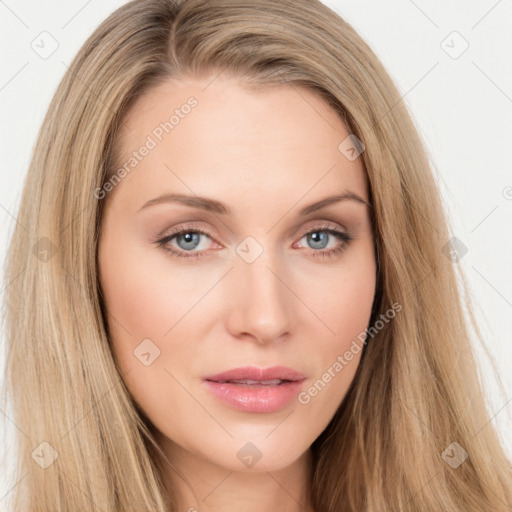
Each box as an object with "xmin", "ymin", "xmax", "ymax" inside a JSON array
[
  {"xmin": 154, "ymin": 219, "xmax": 348, "ymax": 243},
  {"xmin": 298, "ymin": 220, "xmax": 348, "ymax": 236},
  {"xmin": 155, "ymin": 222, "xmax": 218, "ymax": 242}
]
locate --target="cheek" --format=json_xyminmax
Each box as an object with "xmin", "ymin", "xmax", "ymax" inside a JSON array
[
  {"xmin": 304, "ymin": 238, "xmax": 376, "ymax": 343},
  {"xmin": 99, "ymin": 237, "xmax": 210, "ymax": 343},
  {"xmin": 98, "ymin": 234, "xmax": 218, "ymax": 411},
  {"xmin": 296, "ymin": 244, "xmax": 376, "ymax": 407}
]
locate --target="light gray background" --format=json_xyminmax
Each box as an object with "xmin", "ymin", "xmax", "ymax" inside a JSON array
[{"xmin": 1, "ymin": 0, "xmax": 511, "ymax": 503}]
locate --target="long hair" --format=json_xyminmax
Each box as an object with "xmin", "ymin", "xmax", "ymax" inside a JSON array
[{"xmin": 2, "ymin": 0, "xmax": 511, "ymax": 510}]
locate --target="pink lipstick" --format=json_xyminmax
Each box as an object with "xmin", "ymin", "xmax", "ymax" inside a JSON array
[{"xmin": 203, "ymin": 365, "xmax": 306, "ymax": 413}]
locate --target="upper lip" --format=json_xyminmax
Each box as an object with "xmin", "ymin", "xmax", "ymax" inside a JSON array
[{"xmin": 204, "ymin": 365, "xmax": 306, "ymax": 382}]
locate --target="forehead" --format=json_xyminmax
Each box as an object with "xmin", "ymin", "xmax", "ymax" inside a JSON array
[{"xmin": 110, "ymin": 74, "xmax": 368, "ymax": 215}]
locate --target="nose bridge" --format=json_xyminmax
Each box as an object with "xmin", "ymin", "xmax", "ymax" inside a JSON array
[{"xmin": 226, "ymin": 243, "xmax": 293, "ymax": 343}]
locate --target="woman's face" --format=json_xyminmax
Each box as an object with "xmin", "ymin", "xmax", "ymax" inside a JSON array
[{"xmin": 98, "ymin": 74, "xmax": 376, "ymax": 475}]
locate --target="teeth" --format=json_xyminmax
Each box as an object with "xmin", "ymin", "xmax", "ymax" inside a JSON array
[{"xmin": 217, "ymin": 379, "xmax": 285, "ymax": 385}]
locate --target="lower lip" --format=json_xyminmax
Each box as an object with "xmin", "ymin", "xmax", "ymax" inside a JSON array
[{"xmin": 203, "ymin": 379, "xmax": 305, "ymax": 413}]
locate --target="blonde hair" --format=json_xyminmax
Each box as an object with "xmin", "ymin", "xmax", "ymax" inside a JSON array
[{"xmin": 2, "ymin": 0, "xmax": 511, "ymax": 510}]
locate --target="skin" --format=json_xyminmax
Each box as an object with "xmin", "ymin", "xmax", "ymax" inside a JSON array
[{"xmin": 98, "ymin": 73, "xmax": 376, "ymax": 512}]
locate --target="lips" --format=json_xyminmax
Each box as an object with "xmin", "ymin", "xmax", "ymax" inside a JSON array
[
  {"xmin": 202, "ymin": 365, "xmax": 307, "ymax": 413},
  {"xmin": 204, "ymin": 365, "xmax": 306, "ymax": 384}
]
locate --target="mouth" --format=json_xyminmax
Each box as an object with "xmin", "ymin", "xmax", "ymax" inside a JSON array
[
  {"xmin": 202, "ymin": 366, "xmax": 306, "ymax": 413},
  {"xmin": 203, "ymin": 365, "xmax": 306, "ymax": 384}
]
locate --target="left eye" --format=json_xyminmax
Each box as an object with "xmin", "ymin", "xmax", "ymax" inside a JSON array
[
  {"xmin": 154, "ymin": 225, "xmax": 352, "ymax": 259},
  {"xmin": 297, "ymin": 229, "xmax": 342, "ymax": 250}
]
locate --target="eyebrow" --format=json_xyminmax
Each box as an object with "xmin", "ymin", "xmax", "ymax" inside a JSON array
[{"xmin": 137, "ymin": 191, "xmax": 370, "ymax": 216}]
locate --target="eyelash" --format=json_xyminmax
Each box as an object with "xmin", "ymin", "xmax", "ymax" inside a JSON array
[{"xmin": 152, "ymin": 223, "xmax": 353, "ymax": 260}]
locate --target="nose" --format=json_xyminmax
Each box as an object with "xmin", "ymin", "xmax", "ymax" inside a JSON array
[{"xmin": 224, "ymin": 251, "xmax": 294, "ymax": 345}]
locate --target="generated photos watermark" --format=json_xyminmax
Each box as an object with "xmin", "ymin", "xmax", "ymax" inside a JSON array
[
  {"xmin": 297, "ymin": 301, "xmax": 402, "ymax": 405},
  {"xmin": 94, "ymin": 96, "xmax": 198, "ymax": 200}
]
